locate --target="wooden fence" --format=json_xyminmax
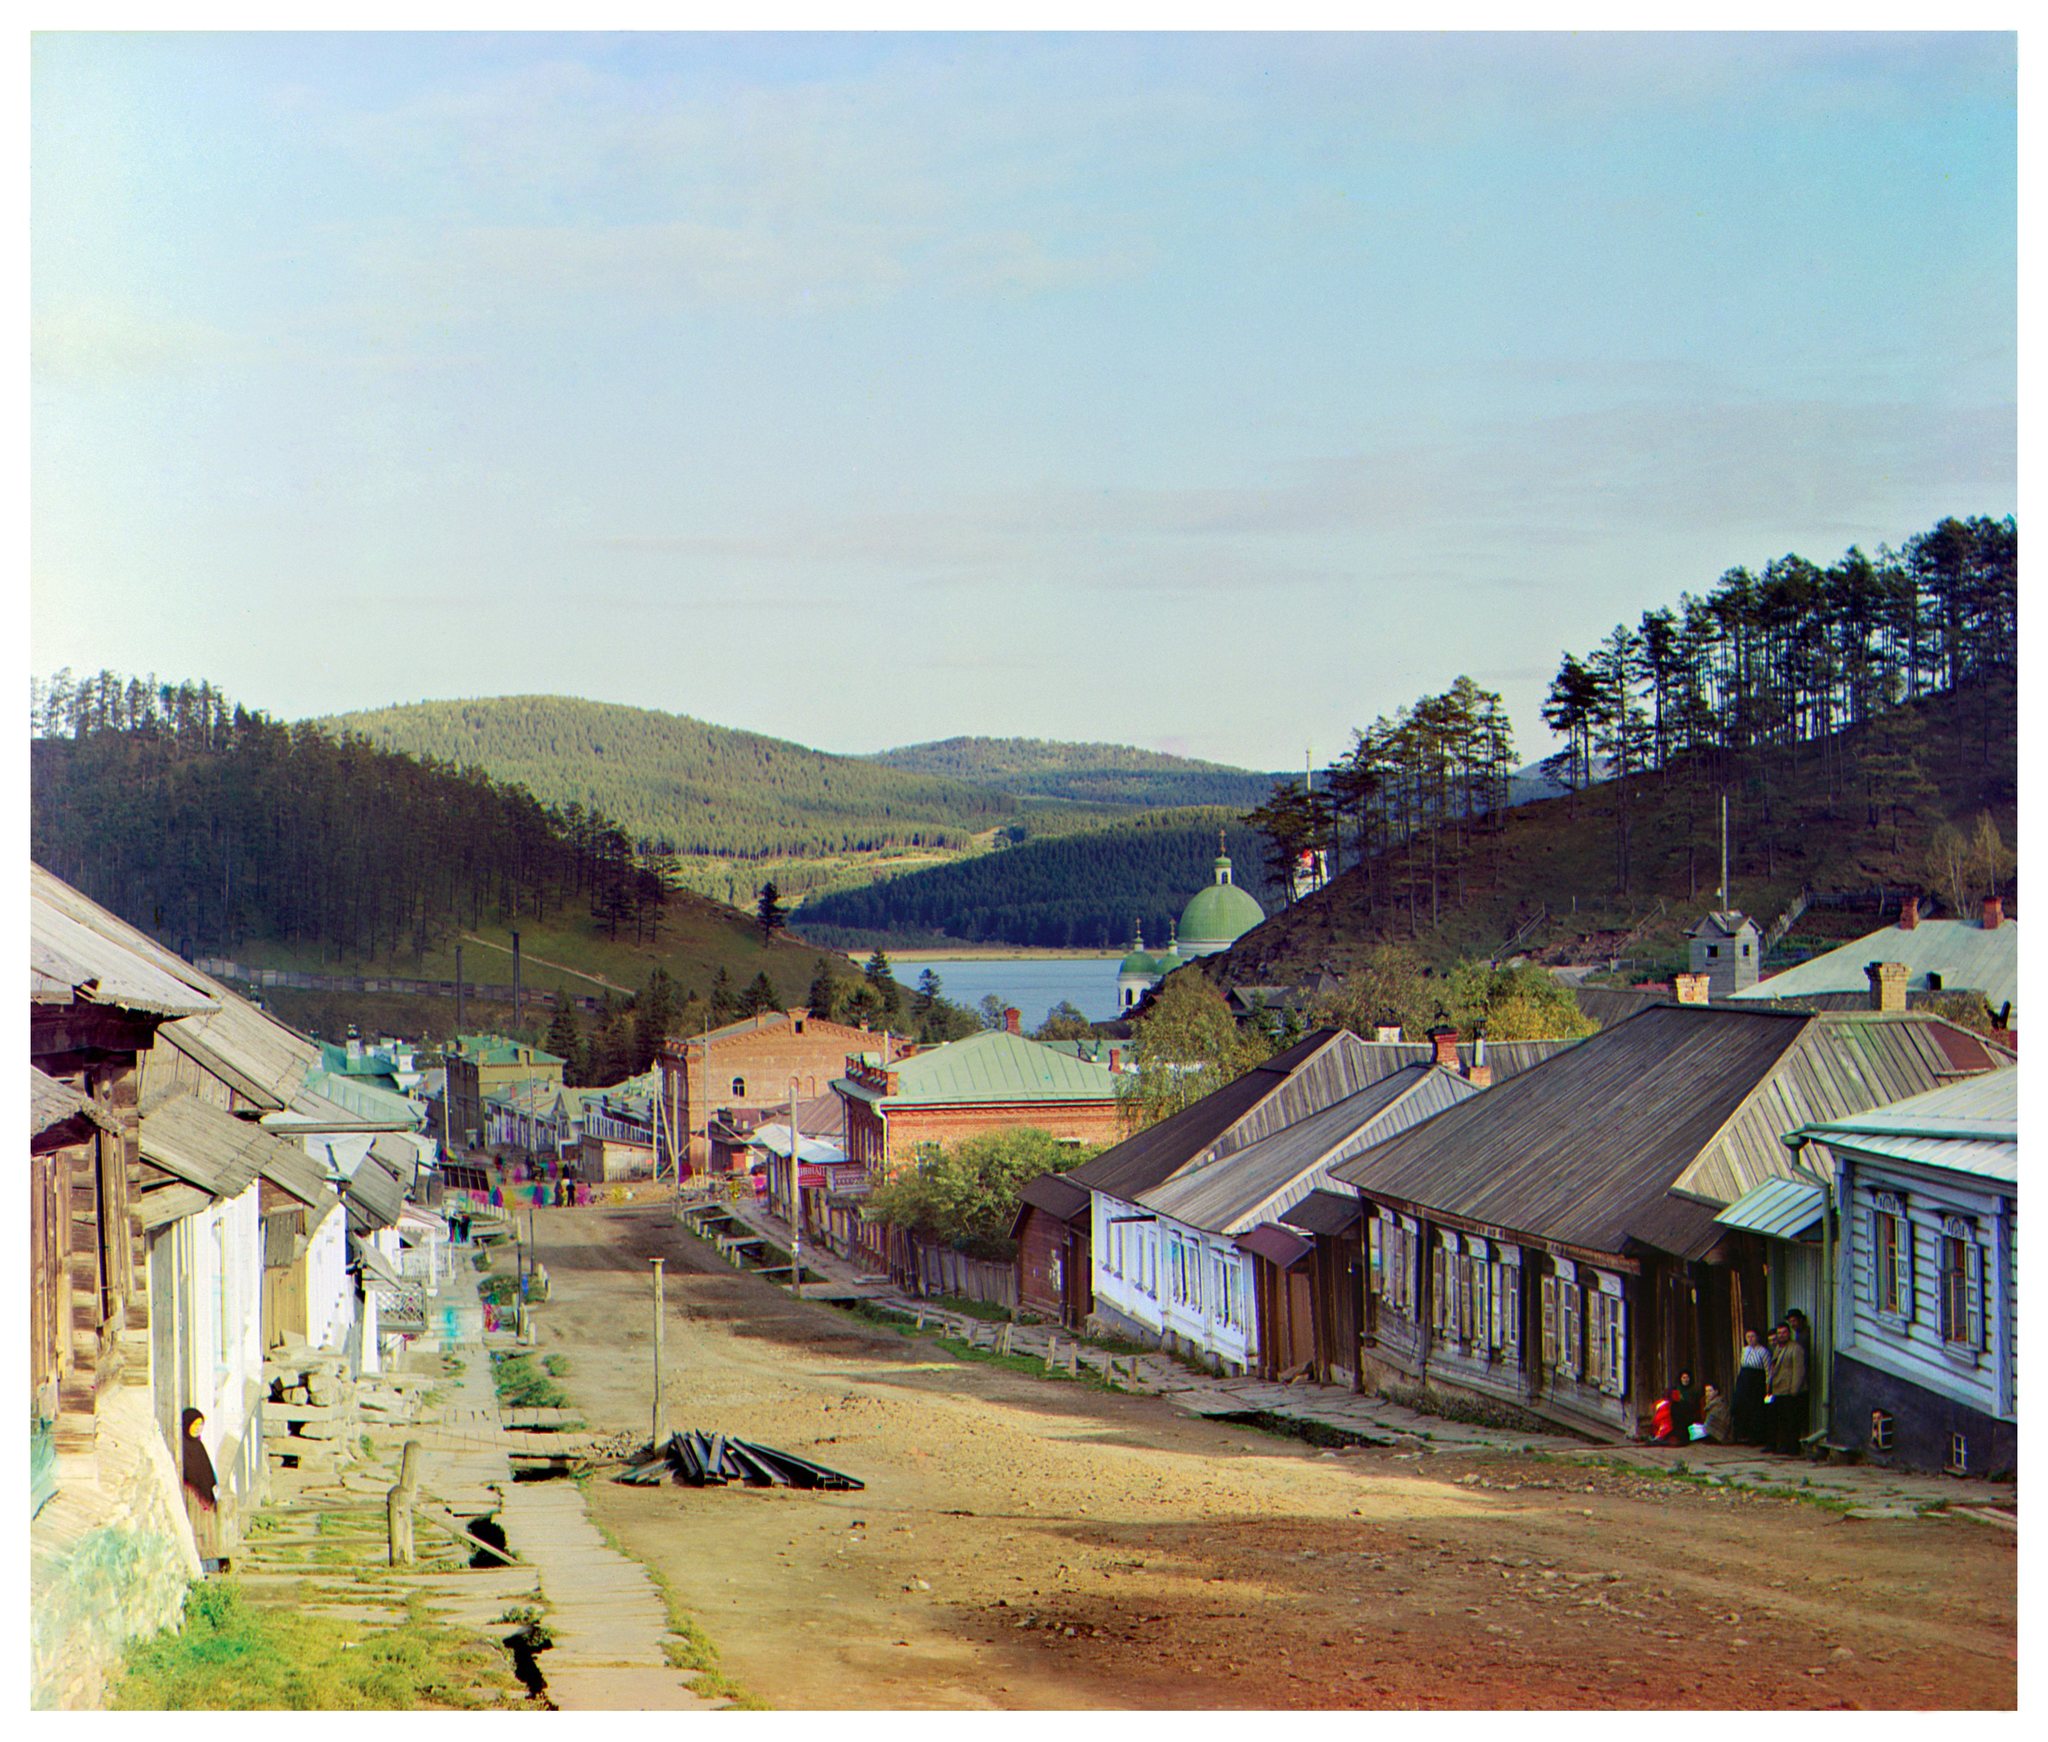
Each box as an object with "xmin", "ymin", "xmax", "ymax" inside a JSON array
[{"xmin": 896, "ymin": 1238, "xmax": 1017, "ymax": 1313}]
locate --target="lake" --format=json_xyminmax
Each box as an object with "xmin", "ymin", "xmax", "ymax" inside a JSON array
[{"xmin": 864, "ymin": 955, "xmax": 1125, "ymax": 1026}]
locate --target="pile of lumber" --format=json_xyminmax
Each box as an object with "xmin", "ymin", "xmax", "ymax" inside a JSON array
[{"xmin": 617, "ymin": 1430, "xmax": 863, "ymax": 1491}]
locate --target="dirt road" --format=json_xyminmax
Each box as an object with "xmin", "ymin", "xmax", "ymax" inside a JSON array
[{"xmin": 530, "ymin": 1204, "xmax": 2015, "ymax": 1710}]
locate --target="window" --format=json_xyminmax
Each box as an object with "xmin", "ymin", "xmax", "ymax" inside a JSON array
[
  {"xmin": 1706, "ymin": 944, "xmax": 1719, "ymax": 959},
  {"xmin": 1584, "ymin": 1282, "xmax": 1627, "ymax": 1396},
  {"xmin": 731, "ymin": 1077, "xmax": 747, "ymax": 1098},
  {"xmin": 1542, "ymin": 1264, "xmax": 1582, "ymax": 1379},
  {"xmin": 1873, "ymin": 1192, "xmax": 1911, "ymax": 1319},
  {"xmin": 1938, "ymin": 1216, "xmax": 1983, "ymax": 1352}
]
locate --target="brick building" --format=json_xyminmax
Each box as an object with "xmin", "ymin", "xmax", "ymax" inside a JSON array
[
  {"xmin": 835, "ymin": 1028, "xmax": 1122, "ymax": 1265},
  {"xmin": 658, "ymin": 1009, "xmax": 903, "ymax": 1175},
  {"xmin": 443, "ymin": 1034, "xmax": 564, "ymax": 1150}
]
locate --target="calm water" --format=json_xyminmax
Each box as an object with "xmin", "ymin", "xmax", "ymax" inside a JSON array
[{"xmin": 866, "ymin": 955, "xmax": 1124, "ymax": 1026}]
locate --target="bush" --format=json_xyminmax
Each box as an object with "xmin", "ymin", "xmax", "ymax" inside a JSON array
[{"xmin": 861, "ymin": 1127, "xmax": 1101, "ymax": 1259}]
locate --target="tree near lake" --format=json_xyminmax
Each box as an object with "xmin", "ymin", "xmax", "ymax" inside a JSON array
[
  {"xmin": 1119, "ymin": 972, "xmax": 1272, "ymax": 1133},
  {"xmin": 1034, "ymin": 1001, "xmax": 1094, "ymax": 1042},
  {"xmin": 860, "ymin": 1127, "xmax": 1102, "ymax": 1260}
]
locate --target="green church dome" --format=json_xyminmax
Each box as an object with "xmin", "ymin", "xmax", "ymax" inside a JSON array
[
  {"xmin": 1118, "ymin": 948, "xmax": 1160, "ymax": 978},
  {"xmin": 1177, "ymin": 854, "xmax": 1264, "ymax": 953}
]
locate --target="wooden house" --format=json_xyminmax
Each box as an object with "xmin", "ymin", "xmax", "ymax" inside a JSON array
[
  {"xmin": 1794, "ymin": 1071, "xmax": 2017, "ymax": 1478},
  {"xmin": 1134, "ymin": 1063, "xmax": 1483, "ymax": 1375},
  {"xmin": 1331, "ymin": 1003, "xmax": 2013, "ymax": 1441},
  {"xmin": 1011, "ymin": 1172, "xmax": 1094, "ymax": 1329},
  {"xmin": 1267, "ymin": 1188, "xmax": 1367, "ymax": 1387}
]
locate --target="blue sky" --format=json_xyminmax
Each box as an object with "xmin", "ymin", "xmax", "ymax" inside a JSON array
[{"xmin": 30, "ymin": 32, "xmax": 2016, "ymax": 771}]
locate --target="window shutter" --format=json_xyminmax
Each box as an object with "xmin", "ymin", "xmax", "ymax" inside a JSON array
[
  {"xmin": 1562, "ymin": 1284, "xmax": 1580, "ymax": 1378},
  {"xmin": 1611, "ymin": 1295, "xmax": 1628, "ymax": 1396},
  {"xmin": 1966, "ymin": 1236, "xmax": 1984, "ymax": 1352},
  {"xmin": 1899, "ymin": 1215, "xmax": 1914, "ymax": 1322},
  {"xmin": 1489, "ymin": 1262, "xmax": 1503, "ymax": 1350},
  {"xmin": 1431, "ymin": 1246, "xmax": 1445, "ymax": 1330},
  {"xmin": 1541, "ymin": 1275, "xmax": 1557, "ymax": 1367},
  {"xmin": 1368, "ymin": 1216, "xmax": 1383, "ymax": 1294}
]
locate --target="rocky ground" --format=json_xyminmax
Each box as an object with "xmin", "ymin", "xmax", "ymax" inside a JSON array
[{"xmin": 528, "ymin": 1202, "xmax": 2016, "ymax": 1711}]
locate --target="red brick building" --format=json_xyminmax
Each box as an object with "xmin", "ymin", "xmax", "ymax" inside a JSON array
[
  {"xmin": 835, "ymin": 1029, "xmax": 1123, "ymax": 1266},
  {"xmin": 658, "ymin": 1009, "xmax": 905, "ymax": 1175}
]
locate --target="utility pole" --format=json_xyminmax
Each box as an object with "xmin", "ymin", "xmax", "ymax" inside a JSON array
[
  {"xmin": 650, "ymin": 1256, "xmax": 666, "ymax": 1449},
  {"xmin": 788, "ymin": 1076, "xmax": 802, "ymax": 1299},
  {"xmin": 1719, "ymin": 793, "xmax": 1730, "ymax": 909}
]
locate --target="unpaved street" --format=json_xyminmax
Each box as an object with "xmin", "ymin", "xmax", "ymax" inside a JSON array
[{"xmin": 530, "ymin": 1204, "xmax": 2015, "ymax": 1710}]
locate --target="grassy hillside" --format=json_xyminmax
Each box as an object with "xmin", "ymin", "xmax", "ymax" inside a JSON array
[
  {"xmin": 870, "ymin": 736, "xmax": 1280, "ymax": 808},
  {"xmin": 795, "ymin": 810, "xmax": 1278, "ymax": 950},
  {"xmin": 1209, "ymin": 681, "xmax": 2017, "ymax": 987}
]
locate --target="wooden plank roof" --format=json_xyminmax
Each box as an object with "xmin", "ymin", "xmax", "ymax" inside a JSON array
[
  {"xmin": 1139, "ymin": 1064, "xmax": 1479, "ymax": 1236},
  {"xmin": 30, "ymin": 865, "xmax": 218, "ymax": 1018},
  {"xmin": 138, "ymin": 1094, "xmax": 281, "ymax": 1199},
  {"xmin": 1334, "ymin": 1005, "xmax": 2013, "ymax": 1263},
  {"xmin": 1064, "ymin": 1028, "xmax": 1375, "ymax": 1202}
]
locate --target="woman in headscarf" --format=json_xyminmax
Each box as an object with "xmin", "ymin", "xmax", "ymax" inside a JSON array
[
  {"xmin": 1668, "ymin": 1368, "xmax": 1702, "ymax": 1443},
  {"xmin": 180, "ymin": 1408, "xmax": 224, "ymax": 1572},
  {"xmin": 1699, "ymin": 1382, "xmax": 1733, "ymax": 1443},
  {"xmin": 1732, "ymin": 1328, "xmax": 1770, "ymax": 1444}
]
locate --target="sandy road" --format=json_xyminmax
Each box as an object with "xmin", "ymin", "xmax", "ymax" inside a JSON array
[{"xmin": 527, "ymin": 1204, "xmax": 2015, "ymax": 1710}]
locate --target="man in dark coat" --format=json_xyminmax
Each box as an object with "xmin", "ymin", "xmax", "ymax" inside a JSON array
[{"xmin": 1766, "ymin": 1321, "xmax": 1808, "ymax": 1455}]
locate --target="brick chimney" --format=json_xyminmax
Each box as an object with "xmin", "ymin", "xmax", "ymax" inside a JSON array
[
  {"xmin": 1866, "ymin": 961, "xmax": 1909, "ymax": 1014},
  {"xmin": 1464, "ymin": 1037, "xmax": 1493, "ymax": 1090},
  {"xmin": 1982, "ymin": 896, "xmax": 2004, "ymax": 931},
  {"xmin": 1108, "ymin": 1047, "xmax": 1122, "ymax": 1072},
  {"xmin": 1672, "ymin": 972, "xmax": 1712, "ymax": 1006},
  {"xmin": 1429, "ymin": 1025, "xmax": 1459, "ymax": 1070},
  {"xmin": 1004, "ymin": 1006, "xmax": 1021, "ymax": 1035},
  {"xmin": 1899, "ymin": 895, "xmax": 1919, "ymax": 930}
]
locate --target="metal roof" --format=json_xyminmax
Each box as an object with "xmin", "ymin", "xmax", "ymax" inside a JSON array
[
  {"xmin": 139, "ymin": 1095, "xmax": 279, "ymax": 1199},
  {"xmin": 1139, "ymin": 1065, "xmax": 1480, "ymax": 1236},
  {"xmin": 450, "ymin": 1034, "xmax": 566, "ymax": 1067},
  {"xmin": 29, "ymin": 865, "xmax": 218, "ymax": 1017},
  {"xmin": 839, "ymin": 1029, "xmax": 1117, "ymax": 1108},
  {"xmin": 1687, "ymin": 910, "xmax": 1756, "ymax": 938},
  {"xmin": 1731, "ymin": 916, "xmax": 2018, "ymax": 1015},
  {"xmin": 1333, "ymin": 1005, "xmax": 2004, "ymax": 1262},
  {"xmin": 1714, "ymin": 1176, "xmax": 1826, "ymax": 1241},
  {"xmin": 746, "ymin": 1123, "xmax": 851, "ymax": 1166},
  {"xmin": 1794, "ymin": 1069, "xmax": 2018, "ymax": 1185}
]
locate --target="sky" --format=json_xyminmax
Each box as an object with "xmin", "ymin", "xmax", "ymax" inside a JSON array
[{"xmin": 29, "ymin": 30, "xmax": 2018, "ymax": 772}]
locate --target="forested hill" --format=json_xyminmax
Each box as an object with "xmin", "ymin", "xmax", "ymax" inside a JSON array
[
  {"xmin": 794, "ymin": 812, "xmax": 1277, "ymax": 950},
  {"xmin": 322, "ymin": 695, "xmax": 1021, "ymax": 859},
  {"xmin": 870, "ymin": 736, "xmax": 1279, "ymax": 808},
  {"xmin": 28, "ymin": 675, "xmax": 822, "ymax": 996}
]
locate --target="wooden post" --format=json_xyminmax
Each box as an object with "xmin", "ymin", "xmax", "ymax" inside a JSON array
[
  {"xmin": 387, "ymin": 1438, "xmax": 422, "ymax": 1566},
  {"xmin": 788, "ymin": 1078, "xmax": 803, "ymax": 1300},
  {"xmin": 651, "ymin": 1257, "xmax": 667, "ymax": 1450}
]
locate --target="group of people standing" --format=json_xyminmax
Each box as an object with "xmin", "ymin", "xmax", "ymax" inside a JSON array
[
  {"xmin": 1732, "ymin": 1316, "xmax": 1810, "ymax": 1454},
  {"xmin": 1654, "ymin": 1310, "xmax": 1811, "ymax": 1455}
]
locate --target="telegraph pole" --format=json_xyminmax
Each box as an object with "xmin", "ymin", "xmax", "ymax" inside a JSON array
[
  {"xmin": 788, "ymin": 1076, "xmax": 803, "ymax": 1300},
  {"xmin": 650, "ymin": 1256, "xmax": 666, "ymax": 1449}
]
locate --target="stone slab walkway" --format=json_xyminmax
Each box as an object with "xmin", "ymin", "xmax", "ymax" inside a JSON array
[{"xmin": 707, "ymin": 1195, "xmax": 2015, "ymax": 1517}]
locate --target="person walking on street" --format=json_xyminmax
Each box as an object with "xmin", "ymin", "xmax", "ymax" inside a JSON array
[{"xmin": 1767, "ymin": 1321, "xmax": 1808, "ymax": 1455}]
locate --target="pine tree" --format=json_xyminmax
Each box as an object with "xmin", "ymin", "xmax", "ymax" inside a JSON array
[
  {"xmin": 807, "ymin": 957, "xmax": 841, "ymax": 1020},
  {"xmin": 544, "ymin": 999, "xmax": 588, "ymax": 1086},
  {"xmin": 756, "ymin": 880, "xmax": 786, "ymax": 941},
  {"xmin": 708, "ymin": 966, "xmax": 738, "ymax": 1025},
  {"xmin": 739, "ymin": 971, "xmax": 781, "ymax": 1017}
]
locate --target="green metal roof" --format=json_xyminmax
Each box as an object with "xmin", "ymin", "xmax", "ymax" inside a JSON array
[
  {"xmin": 1792, "ymin": 1068, "xmax": 2018, "ymax": 1184},
  {"xmin": 842, "ymin": 1029, "xmax": 1117, "ymax": 1107},
  {"xmin": 452, "ymin": 1034, "xmax": 566, "ymax": 1068},
  {"xmin": 1119, "ymin": 949, "xmax": 1161, "ymax": 977},
  {"xmin": 1714, "ymin": 1175, "xmax": 1826, "ymax": 1241},
  {"xmin": 1732, "ymin": 916, "xmax": 2018, "ymax": 1015}
]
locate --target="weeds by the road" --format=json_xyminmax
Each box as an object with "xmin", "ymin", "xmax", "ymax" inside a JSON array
[
  {"xmin": 113, "ymin": 1580, "xmax": 522, "ymax": 1710},
  {"xmin": 491, "ymin": 1351, "xmax": 571, "ymax": 1411},
  {"xmin": 922, "ymin": 1292, "xmax": 1012, "ymax": 1323},
  {"xmin": 542, "ymin": 1353, "xmax": 571, "ymax": 1377},
  {"xmin": 579, "ymin": 1483, "xmax": 766, "ymax": 1709}
]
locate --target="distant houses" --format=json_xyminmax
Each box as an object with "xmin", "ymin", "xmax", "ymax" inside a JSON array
[{"xmin": 1730, "ymin": 894, "xmax": 2018, "ymax": 1027}]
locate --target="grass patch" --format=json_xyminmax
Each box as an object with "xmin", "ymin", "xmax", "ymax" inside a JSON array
[
  {"xmin": 472, "ymin": 1247, "xmax": 493, "ymax": 1274},
  {"xmin": 577, "ymin": 1483, "xmax": 766, "ymax": 1708},
  {"xmin": 542, "ymin": 1353, "xmax": 571, "ymax": 1377},
  {"xmin": 112, "ymin": 1580, "xmax": 523, "ymax": 1710},
  {"xmin": 920, "ymin": 1292, "xmax": 1013, "ymax": 1323},
  {"xmin": 490, "ymin": 1352, "xmax": 571, "ymax": 1412},
  {"xmin": 827, "ymin": 1301, "xmax": 1119, "ymax": 1393}
]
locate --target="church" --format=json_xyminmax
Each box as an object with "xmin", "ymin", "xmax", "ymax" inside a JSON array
[{"xmin": 1116, "ymin": 841, "xmax": 1267, "ymax": 1011}]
